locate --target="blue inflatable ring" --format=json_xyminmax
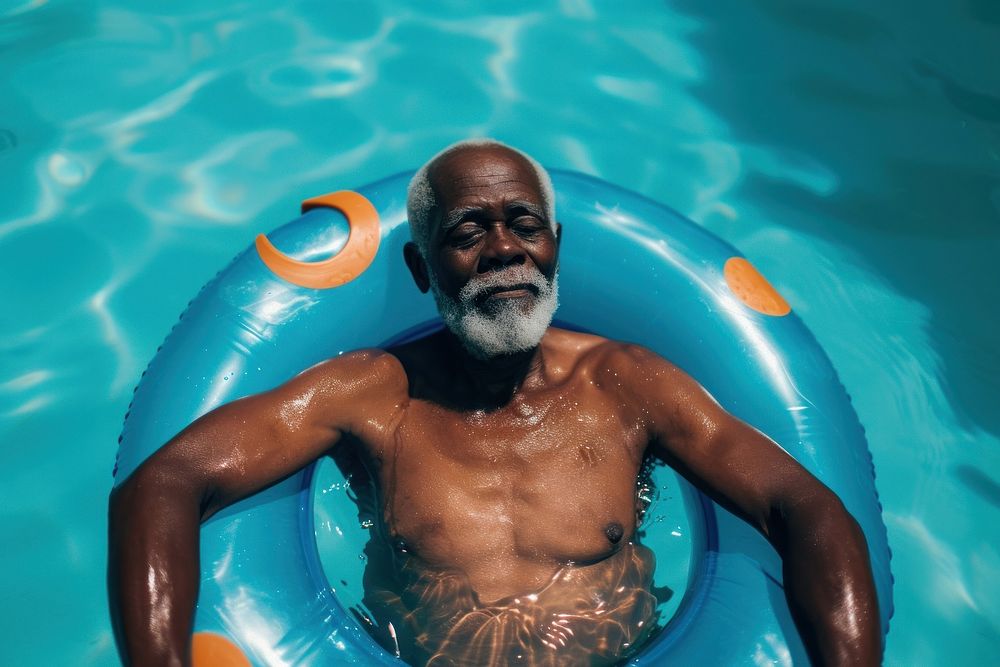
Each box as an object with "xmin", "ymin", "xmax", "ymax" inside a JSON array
[{"xmin": 115, "ymin": 170, "xmax": 892, "ymax": 665}]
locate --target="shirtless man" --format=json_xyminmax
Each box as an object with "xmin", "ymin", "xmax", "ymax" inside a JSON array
[{"xmin": 108, "ymin": 140, "xmax": 880, "ymax": 666}]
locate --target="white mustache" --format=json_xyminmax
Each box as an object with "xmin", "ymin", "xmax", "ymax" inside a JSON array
[{"xmin": 459, "ymin": 265, "xmax": 549, "ymax": 304}]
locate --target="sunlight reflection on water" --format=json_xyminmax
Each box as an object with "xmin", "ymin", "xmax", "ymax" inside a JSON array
[{"xmin": 1, "ymin": 0, "xmax": 998, "ymax": 664}]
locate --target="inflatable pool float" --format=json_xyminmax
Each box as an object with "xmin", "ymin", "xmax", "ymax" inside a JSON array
[{"xmin": 114, "ymin": 170, "xmax": 893, "ymax": 666}]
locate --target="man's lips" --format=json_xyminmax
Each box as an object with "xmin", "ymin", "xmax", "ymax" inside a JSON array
[
  {"xmin": 488, "ymin": 288, "xmax": 533, "ymax": 299},
  {"xmin": 476, "ymin": 282, "xmax": 539, "ymax": 303}
]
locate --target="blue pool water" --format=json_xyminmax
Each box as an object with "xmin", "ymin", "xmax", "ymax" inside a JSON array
[{"xmin": 1, "ymin": 1, "xmax": 998, "ymax": 664}]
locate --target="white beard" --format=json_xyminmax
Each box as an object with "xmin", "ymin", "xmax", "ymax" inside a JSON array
[{"xmin": 428, "ymin": 264, "xmax": 560, "ymax": 360}]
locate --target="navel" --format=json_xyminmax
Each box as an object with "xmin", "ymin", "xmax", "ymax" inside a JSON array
[{"xmin": 605, "ymin": 521, "xmax": 624, "ymax": 544}]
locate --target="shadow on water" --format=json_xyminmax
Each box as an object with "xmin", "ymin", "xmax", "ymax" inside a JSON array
[
  {"xmin": 954, "ymin": 465, "xmax": 1000, "ymax": 510},
  {"xmin": 965, "ymin": 0, "xmax": 1000, "ymax": 26},
  {"xmin": 673, "ymin": 0, "xmax": 1000, "ymax": 438},
  {"xmin": 913, "ymin": 59, "xmax": 1000, "ymax": 124},
  {"xmin": 0, "ymin": 129, "xmax": 16, "ymax": 153}
]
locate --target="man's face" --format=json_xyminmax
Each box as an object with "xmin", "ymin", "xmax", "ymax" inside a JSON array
[{"xmin": 421, "ymin": 146, "xmax": 561, "ymax": 358}]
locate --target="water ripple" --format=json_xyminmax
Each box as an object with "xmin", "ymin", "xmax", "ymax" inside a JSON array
[{"xmin": 1, "ymin": 2, "xmax": 998, "ymax": 665}]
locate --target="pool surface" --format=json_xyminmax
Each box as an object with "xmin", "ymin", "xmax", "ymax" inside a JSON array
[{"xmin": 1, "ymin": 1, "xmax": 998, "ymax": 665}]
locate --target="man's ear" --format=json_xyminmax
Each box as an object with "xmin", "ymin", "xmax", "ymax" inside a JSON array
[
  {"xmin": 555, "ymin": 221, "xmax": 563, "ymax": 247},
  {"xmin": 403, "ymin": 242, "xmax": 431, "ymax": 293}
]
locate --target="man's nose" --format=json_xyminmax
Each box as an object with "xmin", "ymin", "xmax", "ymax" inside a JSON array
[{"xmin": 477, "ymin": 225, "xmax": 525, "ymax": 272}]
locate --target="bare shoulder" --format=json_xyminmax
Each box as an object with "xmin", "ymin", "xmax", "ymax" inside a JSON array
[
  {"xmin": 569, "ymin": 336, "xmax": 719, "ymax": 418},
  {"xmin": 541, "ymin": 327, "xmax": 621, "ymax": 375},
  {"xmin": 542, "ymin": 328, "xmax": 690, "ymax": 396},
  {"xmin": 294, "ymin": 347, "xmax": 405, "ymax": 383},
  {"xmin": 285, "ymin": 348, "xmax": 409, "ymax": 408},
  {"xmin": 543, "ymin": 326, "xmax": 610, "ymax": 354},
  {"xmin": 546, "ymin": 332, "xmax": 672, "ymax": 381}
]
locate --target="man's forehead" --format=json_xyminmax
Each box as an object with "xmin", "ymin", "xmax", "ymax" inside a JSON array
[{"xmin": 429, "ymin": 147, "xmax": 543, "ymax": 203}]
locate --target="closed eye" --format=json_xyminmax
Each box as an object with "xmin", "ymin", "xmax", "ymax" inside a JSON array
[
  {"xmin": 511, "ymin": 215, "xmax": 546, "ymax": 236},
  {"xmin": 446, "ymin": 223, "xmax": 484, "ymax": 247},
  {"xmin": 505, "ymin": 201, "xmax": 547, "ymax": 223}
]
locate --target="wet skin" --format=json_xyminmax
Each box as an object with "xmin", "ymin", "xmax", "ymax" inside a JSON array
[
  {"xmin": 108, "ymin": 145, "xmax": 881, "ymax": 666},
  {"xmin": 382, "ymin": 330, "xmax": 648, "ymax": 602}
]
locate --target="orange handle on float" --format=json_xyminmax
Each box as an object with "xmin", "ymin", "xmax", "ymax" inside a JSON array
[{"xmin": 255, "ymin": 190, "xmax": 381, "ymax": 289}]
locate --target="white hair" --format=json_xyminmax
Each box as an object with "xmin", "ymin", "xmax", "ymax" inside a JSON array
[{"xmin": 406, "ymin": 138, "xmax": 556, "ymax": 258}]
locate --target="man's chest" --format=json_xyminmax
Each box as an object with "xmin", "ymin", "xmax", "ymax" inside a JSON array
[{"xmin": 371, "ymin": 392, "xmax": 650, "ymax": 567}]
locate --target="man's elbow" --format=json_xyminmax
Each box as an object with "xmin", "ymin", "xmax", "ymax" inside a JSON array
[
  {"xmin": 770, "ymin": 486, "xmax": 867, "ymax": 553},
  {"xmin": 771, "ymin": 488, "xmax": 881, "ymax": 665},
  {"xmin": 109, "ymin": 454, "xmax": 209, "ymax": 527}
]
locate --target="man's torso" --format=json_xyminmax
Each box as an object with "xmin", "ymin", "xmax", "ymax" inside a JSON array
[{"xmin": 340, "ymin": 328, "xmax": 666, "ymax": 664}]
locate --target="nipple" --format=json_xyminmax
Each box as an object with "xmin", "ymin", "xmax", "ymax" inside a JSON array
[{"xmin": 605, "ymin": 522, "xmax": 624, "ymax": 544}]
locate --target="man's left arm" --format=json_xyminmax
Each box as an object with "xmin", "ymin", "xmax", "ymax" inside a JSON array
[{"xmin": 619, "ymin": 345, "xmax": 881, "ymax": 666}]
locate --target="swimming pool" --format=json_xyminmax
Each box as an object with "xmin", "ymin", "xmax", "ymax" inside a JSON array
[{"xmin": 1, "ymin": 1, "xmax": 997, "ymax": 664}]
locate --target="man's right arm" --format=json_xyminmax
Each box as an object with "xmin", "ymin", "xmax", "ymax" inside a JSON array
[{"xmin": 107, "ymin": 349, "xmax": 405, "ymax": 667}]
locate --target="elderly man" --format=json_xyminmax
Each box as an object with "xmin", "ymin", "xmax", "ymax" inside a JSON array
[{"xmin": 109, "ymin": 139, "xmax": 880, "ymax": 666}]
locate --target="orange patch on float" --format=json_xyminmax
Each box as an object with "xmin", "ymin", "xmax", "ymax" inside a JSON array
[
  {"xmin": 255, "ymin": 190, "xmax": 381, "ymax": 289},
  {"xmin": 192, "ymin": 632, "xmax": 251, "ymax": 667},
  {"xmin": 723, "ymin": 257, "xmax": 791, "ymax": 316}
]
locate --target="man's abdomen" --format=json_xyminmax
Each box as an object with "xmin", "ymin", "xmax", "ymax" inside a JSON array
[{"xmin": 367, "ymin": 541, "xmax": 661, "ymax": 667}]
